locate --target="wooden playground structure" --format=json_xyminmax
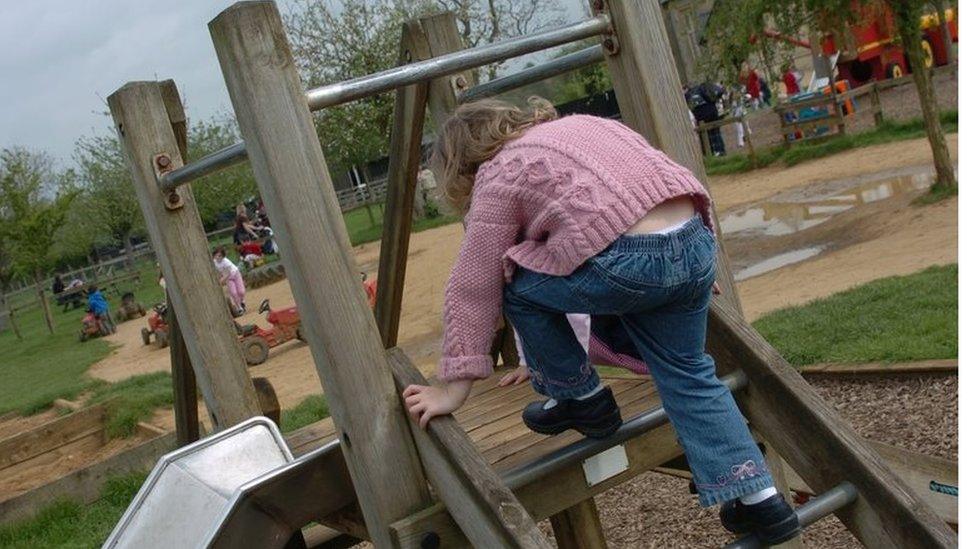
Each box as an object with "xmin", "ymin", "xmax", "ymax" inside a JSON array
[{"xmin": 103, "ymin": 0, "xmax": 957, "ymax": 547}]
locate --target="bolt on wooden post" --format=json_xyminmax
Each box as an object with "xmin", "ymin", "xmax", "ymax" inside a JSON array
[
  {"xmin": 108, "ymin": 82, "xmax": 262, "ymax": 430},
  {"xmin": 208, "ymin": 3, "xmax": 431, "ymax": 545}
]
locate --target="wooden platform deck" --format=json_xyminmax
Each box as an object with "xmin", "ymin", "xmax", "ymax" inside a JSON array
[{"xmin": 288, "ymin": 371, "xmax": 662, "ymax": 474}]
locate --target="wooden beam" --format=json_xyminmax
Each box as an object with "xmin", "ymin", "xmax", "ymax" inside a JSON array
[
  {"xmin": 0, "ymin": 432, "xmax": 177, "ymax": 526},
  {"xmin": 0, "ymin": 404, "xmax": 106, "ymax": 470},
  {"xmin": 387, "ymin": 349, "xmax": 549, "ymax": 548},
  {"xmin": 373, "ymin": 21, "xmax": 431, "ymax": 348},
  {"xmin": 108, "ymin": 81, "xmax": 262, "ymax": 429},
  {"xmin": 707, "ymin": 298, "xmax": 957, "ymax": 547},
  {"xmin": 596, "ymin": 0, "xmax": 740, "ymax": 309},
  {"xmin": 550, "ymin": 498, "xmax": 608, "ymax": 549},
  {"xmin": 391, "ymin": 419, "xmax": 686, "ymax": 546},
  {"xmin": 208, "ymin": 3, "xmax": 431, "ymax": 545},
  {"xmin": 157, "ymin": 80, "xmax": 201, "ymax": 446},
  {"xmin": 417, "ymin": 12, "xmax": 473, "ymax": 125}
]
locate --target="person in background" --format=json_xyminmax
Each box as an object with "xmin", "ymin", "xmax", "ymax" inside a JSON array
[
  {"xmin": 233, "ymin": 212, "xmax": 260, "ymax": 246},
  {"xmin": 685, "ymin": 81, "xmax": 726, "ymax": 156},
  {"xmin": 213, "ymin": 246, "xmax": 246, "ymax": 314},
  {"xmin": 87, "ymin": 285, "xmax": 115, "ymax": 333},
  {"xmin": 361, "ymin": 272, "xmax": 378, "ymax": 309}
]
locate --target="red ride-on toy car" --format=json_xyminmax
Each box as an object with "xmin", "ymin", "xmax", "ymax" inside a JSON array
[
  {"xmin": 141, "ymin": 303, "xmax": 170, "ymax": 348},
  {"xmin": 80, "ymin": 309, "xmax": 115, "ymax": 342},
  {"xmin": 237, "ymin": 298, "xmax": 303, "ymax": 366}
]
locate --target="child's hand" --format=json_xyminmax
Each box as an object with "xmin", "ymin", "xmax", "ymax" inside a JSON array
[
  {"xmin": 498, "ymin": 365, "xmax": 529, "ymax": 387},
  {"xmin": 402, "ymin": 379, "xmax": 472, "ymax": 429}
]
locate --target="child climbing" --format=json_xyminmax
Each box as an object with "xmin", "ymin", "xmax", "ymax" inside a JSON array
[
  {"xmin": 213, "ymin": 246, "xmax": 246, "ymax": 314},
  {"xmin": 401, "ymin": 98, "xmax": 800, "ymax": 544}
]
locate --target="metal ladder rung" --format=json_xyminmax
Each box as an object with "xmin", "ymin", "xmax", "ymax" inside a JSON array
[{"xmin": 724, "ymin": 482, "xmax": 859, "ymax": 549}]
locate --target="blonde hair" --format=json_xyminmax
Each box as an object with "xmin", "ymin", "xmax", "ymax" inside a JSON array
[{"xmin": 432, "ymin": 97, "xmax": 557, "ymax": 213}]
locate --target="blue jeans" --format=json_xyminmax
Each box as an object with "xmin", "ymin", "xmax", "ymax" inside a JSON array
[{"xmin": 503, "ymin": 216, "xmax": 773, "ymax": 506}]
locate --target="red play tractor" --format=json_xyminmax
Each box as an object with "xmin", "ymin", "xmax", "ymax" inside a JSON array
[
  {"xmin": 237, "ymin": 298, "xmax": 303, "ymax": 366},
  {"xmin": 79, "ymin": 310, "xmax": 116, "ymax": 342},
  {"xmin": 141, "ymin": 302, "xmax": 170, "ymax": 348}
]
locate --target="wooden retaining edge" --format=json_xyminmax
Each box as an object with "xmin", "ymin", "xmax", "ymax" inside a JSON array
[
  {"xmin": 797, "ymin": 359, "xmax": 957, "ymax": 376},
  {"xmin": 0, "ymin": 404, "xmax": 108, "ymax": 471},
  {"xmin": 0, "ymin": 432, "xmax": 177, "ymax": 526},
  {"xmin": 0, "ymin": 416, "xmax": 333, "ymax": 527}
]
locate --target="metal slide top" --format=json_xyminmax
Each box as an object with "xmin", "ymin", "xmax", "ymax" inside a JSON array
[
  {"xmin": 157, "ymin": 14, "xmax": 610, "ymax": 191},
  {"xmin": 460, "ymin": 44, "xmax": 604, "ymax": 103},
  {"xmin": 503, "ymin": 371, "xmax": 749, "ymax": 490},
  {"xmin": 724, "ymin": 482, "xmax": 859, "ymax": 549}
]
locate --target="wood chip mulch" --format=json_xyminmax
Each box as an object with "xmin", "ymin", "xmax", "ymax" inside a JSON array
[{"xmin": 535, "ymin": 372, "xmax": 957, "ymax": 548}]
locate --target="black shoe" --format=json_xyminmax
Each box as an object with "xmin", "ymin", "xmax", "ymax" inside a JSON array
[
  {"xmin": 720, "ymin": 494, "xmax": 801, "ymax": 545},
  {"xmin": 522, "ymin": 387, "xmax": 622, "ymax": 439}
]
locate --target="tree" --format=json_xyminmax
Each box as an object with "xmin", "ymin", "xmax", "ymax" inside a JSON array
[
  {"xmin": 701, "ymin": 0, "xmax": 956, "ymax": 193},
  {"xmin": 285, "ymin": 0, "xmax": 565, "ymax": 173},
  {"xmin": 74, "ymin": 132, "xmax": 142, "ymax": 268},
  {"xmin": 889, "ymin": 0, "xmax": 956, "ymax": 192},
  {"xmin": 432, "ymin": 0, "xmax": 565, "ymax": 79},
  {"xmin": 0, "ymin": 148, "xmax": 78, "ymax": 333},
  {"xmin": 186, "ymin": 115, "xmax": 260, "ymax": 228}
]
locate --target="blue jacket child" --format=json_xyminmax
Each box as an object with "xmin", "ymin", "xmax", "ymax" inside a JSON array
[{"xmin": 87, "ymin": 286, "xmax": 109, "ymax": 316}]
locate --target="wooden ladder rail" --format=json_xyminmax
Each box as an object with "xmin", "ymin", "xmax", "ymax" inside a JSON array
[{"xmin": 208, "ymin": 3, "xmax": 547, "ymax": 547}]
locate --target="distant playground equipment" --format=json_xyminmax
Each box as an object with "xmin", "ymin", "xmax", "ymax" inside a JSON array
[
  {"xmin": 236, "ymin": 298, "xmax": 303, "ymax": 366},
  {"xmin": 104, "ymin": 2, "xmax": 956, "ymax": 547},
  {"xmin": 821, "ymin": 4, "xmax": 958, "ymax": 87},
  {"xmin": 115, "ymin": 292, "xmax": 147, "ymax": 323}
]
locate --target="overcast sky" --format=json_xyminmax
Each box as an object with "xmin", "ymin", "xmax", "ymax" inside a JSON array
[{"xmin": 0, "ymin": 0, "xmax": 586, "ymax": 167}]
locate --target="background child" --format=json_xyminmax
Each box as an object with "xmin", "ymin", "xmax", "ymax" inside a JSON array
[
  {"xmin": 213, "ymin": 247, "xmax": 246, "ymax": 314},
  {"xmin": 86, "ymin": 285, "xmax": 115, "ymax": 333},
  {"xmin": 401, "ymin": 98, "xmax": 799, "ymax": 544}
]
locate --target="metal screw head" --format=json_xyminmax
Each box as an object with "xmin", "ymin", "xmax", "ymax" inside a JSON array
[
  {"xmin": 167, "ymin": 192, "xmax": 181, "ymax": 205},
  {"xmin": 453, "ymin": 75, "xmax": 468, "ymax": 90},
  {"xmin": 420, "ymin": 532, "xmax": 440, "ymax": 549},
  {"xmin": 156, "ymin": 154, "xmax": 171, "ymax": 168}
]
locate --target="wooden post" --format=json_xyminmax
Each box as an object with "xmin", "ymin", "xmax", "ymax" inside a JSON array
[
  {"xmin": 597, "ymin": 0, "xmax": 740, "ymax": 310},
  {"xmin": 550, "ymin": 498, "xmax": 608, "ymax": 549},
  {"xmin": 707, "ymin": 299, "xmax": 957, "ymax": 547},
  {"xmin": 373, "ymin": 20, "xmax": 431, "ymax": 348},
  {"xmin": 740, "ymin": 116, "xmax": 757, "ymax": 167},
  {"xmin": 157, "ymin": 80, "xmax": 201, "ymax": 446},
  {"xmin": 35, "ymin": 282, "xmax": 54, "ymax": 334},
  {"xmin": 108, "ymin": 82, "xmax": 262, "ymax": 429},
  {"xmin": 870, "ymin": 83, "xmax": 885, "ymax": 127},
  {"xmin": 208, "ymin": 3, "xmax": 431, "ymax": 545}
]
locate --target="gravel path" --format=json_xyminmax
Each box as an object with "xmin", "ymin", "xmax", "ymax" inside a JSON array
[{"xmin": 545, "ymin": 372, "xmax": 957, "ymax": 548}]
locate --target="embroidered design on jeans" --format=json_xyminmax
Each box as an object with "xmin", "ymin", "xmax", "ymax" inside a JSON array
[{"xmin": 697, "ymin": 460, "xmax": 769, "ymax": 490}]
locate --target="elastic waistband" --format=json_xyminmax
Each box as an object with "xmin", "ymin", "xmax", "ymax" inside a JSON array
[{"xmin": 608, "ymin": 215, "xmax": 708, "ymax": 252}]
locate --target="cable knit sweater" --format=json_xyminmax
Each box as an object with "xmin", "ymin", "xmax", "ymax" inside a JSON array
[{"xmin": 439, "ymin": 114, "xmax": 713, "ymax": 382}]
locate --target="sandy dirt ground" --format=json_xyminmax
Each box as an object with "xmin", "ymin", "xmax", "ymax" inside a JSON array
[{"xmin": 86, "ymin": 135, "xmax": 957, "ymax": 420}]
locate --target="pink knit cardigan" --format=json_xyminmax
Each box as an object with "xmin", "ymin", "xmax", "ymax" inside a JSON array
[{"xmin": 439, "ymin": 115, "xmax": 712, "ymax": 382}]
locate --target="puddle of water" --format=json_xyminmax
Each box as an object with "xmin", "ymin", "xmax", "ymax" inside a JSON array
[
  {"xmin": 720, "ymin": 172, "xmax": 933, "ymax": 237},
  {"xmin": 734, "ymin": 246, "xmax": 826, "ymax": 281}
]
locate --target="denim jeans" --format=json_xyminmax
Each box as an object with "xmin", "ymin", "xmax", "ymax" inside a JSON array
[{"xmin": 503, "ymin": 216, "xmax": 773, "ymax": 506}]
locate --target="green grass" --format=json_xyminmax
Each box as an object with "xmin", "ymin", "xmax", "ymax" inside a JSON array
[
  {"xmin": 280, "ymin": 394, "xmax": 330, "ymax": 433},
  {"xmin": 86, "ymin": 372, "xmax": 174, "ymax": 438},
  {"xmin": 704, "ymin": 110, "xmax": 958, "ymax": 176},
  {"xmin": 343, "ymin": 204, "xmax": 460, "ymax": 247},
  {"xmin": 0, "ymin": 471, "xmax": 145, "ymax": 549},
  {"xmin": 753, "ymin": 264, "xmax": 957, "ymax": 366}
]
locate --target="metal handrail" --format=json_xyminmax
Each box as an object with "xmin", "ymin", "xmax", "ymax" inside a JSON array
[
  {"xmin": 459, "ymin": 44, "xmax": 604, "ymax": 103},
  {"xmin": 723, "ymin": 482, "xmax": 859, "ymax": 549},
  {"xmin": 502, "ymin": 370, "xmax": 749, "ymax": 490},
  {"xmin": 157, "ymin": 15, "xmax": 611, "ymax": 192}
]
